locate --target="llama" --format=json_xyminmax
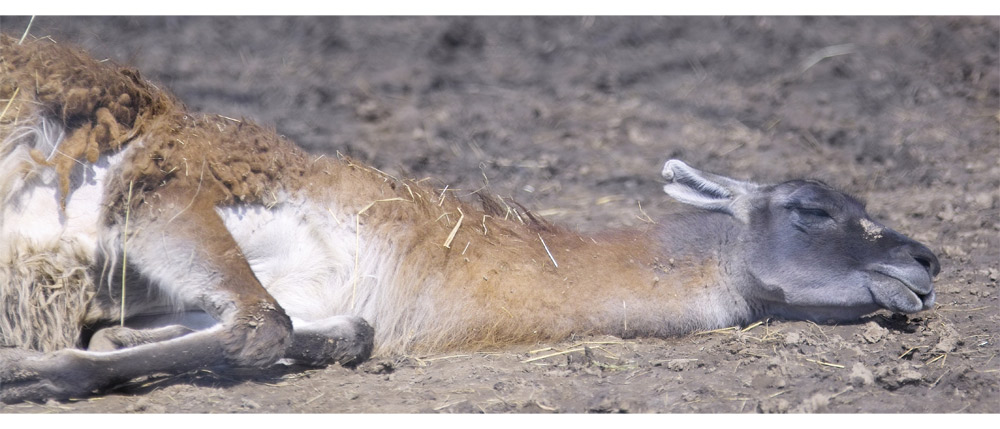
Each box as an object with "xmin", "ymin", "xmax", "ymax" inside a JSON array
[{"xmin": 0, "ymin": 35, "xmax": 939, "ymax": 403}]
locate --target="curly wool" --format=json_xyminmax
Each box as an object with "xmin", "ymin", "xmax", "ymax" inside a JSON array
[{"xmin": 0, "ymin": 242, "xmax": 96, "ymax": 352}]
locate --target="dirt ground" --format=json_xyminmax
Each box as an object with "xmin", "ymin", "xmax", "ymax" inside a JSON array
[{"xmin": 0, "ymin": 16, "xmax": 997, "ymax": 414}]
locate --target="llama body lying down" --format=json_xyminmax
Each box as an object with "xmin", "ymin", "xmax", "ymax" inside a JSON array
[{"xmin": 0, "ymin": 35, "xmax": 938, "ymax": 403}]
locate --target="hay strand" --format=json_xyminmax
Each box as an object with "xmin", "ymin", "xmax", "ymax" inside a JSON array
[
  {"xmin": 438, "ymin": 184, "xmax": 449, "ymax": 206},
  {"xmin": 422, "ymin": 354, "xmax": 470, "ymax": 362},
  {"xmin": 352, "ymin": 202, "xmax": 375, "ymax": 309},
  {"xmin": 741, "ymin": 320, "xmax": 764, "ymax": 332},
  {"xmin": 898, "ymin": 346, "xmax": 924, "ymax": 360},
  {"xmin": 636, "ymin": 200, "xmax": 656, "ymax": 224},
  {"xmin": 18, "ymin": 16, "xmax": 35, "ymax": 45},
  {"xmin": 622, "ymin": 300, "xmax": 628, "ymax": 333},
  {"xmin": 0, "ymin": 87, "xmax": 19, "ymax": 122},
  {"xmin": 442, "ymin": 207, "xmax": 464, "ymax": 248},
  {"xmin": 119, "ymin": 180, "xmax": 134, "ymax": 326},
  {"xmin": 521, "ymin": 347, "xmax": 585, "ymax": 363},
  {"xmin": 538, "ymin": 233, "xmax": 558, "ymax": 268},
  {"xmin": 695, "ymin": 326, "xmax": 739, "ymax": 335},
  {"xmin": 805, "ymin": 358, "xmax": 844, "ymax": 369}
]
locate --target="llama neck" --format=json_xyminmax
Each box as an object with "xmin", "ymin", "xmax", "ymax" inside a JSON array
[
  {"xmin": 312, "ymin": 163, "xmax": 757, "ymax": 351},
  {"xmin": 423, "ymin": 212, "xmax": 756, "ymax": 350}
]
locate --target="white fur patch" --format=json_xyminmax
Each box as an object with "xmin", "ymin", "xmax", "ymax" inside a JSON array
[
  {"xmin": 0, "ymin": 118, "xmax": 127, "ymax": 266},
  {"xmin": 217, "ymin": 201, "xmax": 387, "ymax": 320},
  {"xmin": 0, "ymin": 116, "xmax": 128, "ymax": 350},
  {"xmin": 216, "ymin": 199, "xmax": 444, "ymax": 354}
]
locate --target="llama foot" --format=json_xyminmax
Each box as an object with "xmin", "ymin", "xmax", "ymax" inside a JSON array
[{"xmin": 287, "ymin": 315, "xmax": 375, "ymax": 367}]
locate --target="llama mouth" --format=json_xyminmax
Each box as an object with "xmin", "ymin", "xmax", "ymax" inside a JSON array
[
  {"xmin": 869, "ymin": 266, "xmax": 935, "ymax": 312},
  {"xmin": 871, "ymin": 264, "xmax": 933, "ymax": 295}
]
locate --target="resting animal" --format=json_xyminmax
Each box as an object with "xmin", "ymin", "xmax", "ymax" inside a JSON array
[{"xmin": 0, "ymin": 35, "xmax": 939, "ymax": 403}]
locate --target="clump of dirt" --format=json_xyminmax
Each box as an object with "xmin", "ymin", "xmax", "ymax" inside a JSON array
[{"xmin": 0, "ymin": 16, "xmax": 996, "ymax": 413}]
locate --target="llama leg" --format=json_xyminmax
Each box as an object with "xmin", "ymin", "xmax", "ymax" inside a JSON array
[
  {"xmin": 88, "ymin": 315, "xmax": 375, "ymax": 364},
  {"xmin": 88, "ymin": 325, "xmax": 195, "ymax": 351},
  {"xmin": 88, "ymin": 311, "xmax": 217, "ymax": 351},
  {"xmin": 0, "ymin": 316, "xmax": 375, "ymax": 403},
  {"xmin": 0, "ymin": 327, "xmax": 226, "ymax": 404},
  {"xmin": 121, "ymin": 184, "xmax": 292, "ymax": 368}
]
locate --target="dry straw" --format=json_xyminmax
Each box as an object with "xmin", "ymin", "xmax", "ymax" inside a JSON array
[
  {"xmin": 538, "ymin": 233, "xmax": 558, "ymax": 268},
  {"xmin": 120, "ymin": 180, "xmax": 134, "ymax": 326},
  {"xmin": 442, "ymin": 207, "xmax": 464, "ymax": 249},
  {"xmin": 805, "ymin": 358, "xmax": 844, "ymax": 369},
  {"xmin": 0, "ymin": 87, "xmax": 19, "ymax": 122},
  {"xmin": 17, "ymin": 16, "xmax": 35, "ymax": 45}
]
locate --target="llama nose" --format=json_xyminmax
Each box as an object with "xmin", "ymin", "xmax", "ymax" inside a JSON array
[{"xmin": 907, "ymin": 242, "xmax": 940, "ymax": 278}]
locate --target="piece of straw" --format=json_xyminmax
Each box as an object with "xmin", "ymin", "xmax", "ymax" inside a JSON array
[
  {"xmin": 805, "ymin": 358, "xmax": 844, "ymax": 369},
  {"xmin": 521, "ymin": 348, "xmax": 585, "ymax": 363},
  {"xmin": 120, "ymin": 180, "xmax": 133, "ymax": 326},
  {"xmin": 539, "ymin": 233, "xmax": 558, "ymax": 268},
  {"xmin": 0, "ymin": 87, "xmax": 19, "ymax": 122},
  {"xmin": 443, "ymin": 207, "xmax": 464, "ymax": 248}
]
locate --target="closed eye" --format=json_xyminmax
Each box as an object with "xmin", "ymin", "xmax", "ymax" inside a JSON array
[
  {"xmin": 794, "ymin": 207, "xmax": 832, "ymax": 219},
  {"xmin": 787, "ymin": 205, "xmax": 835, "ymax": 231},
  {"xmin": 785, "ymin": 202, "xmax": 833, "ymax": 218}
]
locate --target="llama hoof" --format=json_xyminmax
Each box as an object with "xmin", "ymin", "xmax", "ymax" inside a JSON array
[
  {"xmin": 221, "ymin": 301, "xmax": 294, "ymax": 368},
  {"xmin": 288, "ymin": 315, "xmax": 375, "ymax": 367}
]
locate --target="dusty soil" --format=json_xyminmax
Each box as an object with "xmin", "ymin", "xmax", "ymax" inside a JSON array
[{"xmin": 0, "ymin": 16, "xmax": 997, "ymax": 414}]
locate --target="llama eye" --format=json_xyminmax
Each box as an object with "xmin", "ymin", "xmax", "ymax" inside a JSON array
[
  {"xmin": 787, "ymin": 204, "xmax": 835, "ymax": 229},
  {"xmin": 794, "ymin": 207, "xmax": 831, "ymax": 219}
]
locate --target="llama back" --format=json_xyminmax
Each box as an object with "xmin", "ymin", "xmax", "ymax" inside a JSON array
[
  {"xmin": 1, "ymin": 34, "xmax": 640, "ymax": 356},
  {"xmin": 0, "ymin": 34, "xmax": 507, "ymax": 353}
]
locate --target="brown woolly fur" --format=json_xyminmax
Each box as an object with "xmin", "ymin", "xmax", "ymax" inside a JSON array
[
  {"xmin": 1, "ymin": 35, "xmax": 171, "ymax": 209},
  {"xmin": 0, "ymin": 34, "xmax": 561, "ymax": 354},
  {"xmin": 0, "ymin": 34, "xmax": 306, "ymax": 217}
]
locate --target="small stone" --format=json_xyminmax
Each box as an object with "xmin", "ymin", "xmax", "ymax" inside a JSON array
[
  {"xmin": 942, "ymin": 245, "xmax": 967, "ymax": 257},
  {"xmin": 849, "ymin": 362, "xmax": 874, "ymax": 386},
  {"xmin": 758, "ymin": 398, "xmax": 790, "ymax": 414},
  {"xmin": 752, "ymin": 373, "xmax": 787, "ymax": 388},
  {"xmin": 125, "ymin": 397, "xmax": 166, "ymax": 413},
  {"xmin": 876, "ymin": 362, "xmax": 923, "ymax": 390},
  {"xmin": 665, "ymin": 358, "xmax": 699, "ymax": 371},
  {"xmin": 933, "ymin": 323, "xmax": 963, "ymax": 354},
  {"xmin": 936, "ymin": 203, "xmax": 955, "ymax": 221},
  {"xmin": 793, "ymin": 392, "xmax": 831, "ymax": 413},
  {"xmin": 972, "ymin": 192, "xmax": 995, "ymax": 209},
  {"xmin": 861, "ymin": 322, "xmax": 888, "ymax": 344},
  {"xmin": 897, "ymin": 368, "xmax": 923, "ymax": 385},
  {"xmin": 241, "ymin": 398, "xmax": 261, "ymax": 409}
]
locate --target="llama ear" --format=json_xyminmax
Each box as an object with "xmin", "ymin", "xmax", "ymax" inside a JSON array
[{"xmin": 661, "ymin": 159, "xmax": 759, "ymax": 220}]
